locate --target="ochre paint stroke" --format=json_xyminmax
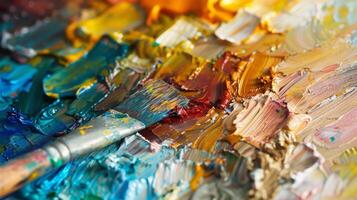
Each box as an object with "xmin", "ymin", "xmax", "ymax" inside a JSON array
[{"xmin": 238, "ymin": 52, "xmax": 283, "ymax": 98}]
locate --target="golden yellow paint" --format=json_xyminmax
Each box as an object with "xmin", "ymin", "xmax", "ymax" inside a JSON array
[
  {"xmin": 66, "ymin": 2, "xmax": 144, "ymax": 44},
  {"xmin": 137, "ymin": 39, "xmax": 164, "ymax": 59},
  {"xmin": 192, "ymin": 111, "xmax": 225, "ymax": 152},
  {"xmin": 151, "ymin": 109, "xmax": 226, "ymax": 151},
  {"xmin": 28, "ymin": 171, "xmax": 39, "ymax": 181},
  {"xmin": 146, "ymin": 5, "xmax": 161, "ymax": 25},
  {"xmin": 332, "ymin": 163, "xmax": 357, "ymax": 198},
  {"xmin": 219, "ymin": 0, "xmax": 250, "ymax": 12},
  {"xmin": 190, "ymin": 165, "xmax": 205, "ymax": 190},
  {"xmin": 75, "ymin": 78, "xmax": 97, "ymax": 96},
  {"xmin": 227, "ymin": 34, "xmax": 285, "ymax": 57},
  {"xmin": 79, "ymin": 125, "xmax": 93, "ymax": 135},
  {"xmin": 244, "ymin": 0, "xmax": 288, "ymax": 17},
  {"xmin": 140, "ymin": 0, "xmax": 207, "ymax": 16},
  {"xmin": 62, "ymin": 45, "xmax": 93, "ymax": 63},
  {"xmin": 66, "ymin": 22, "xmax": 85, "ymax": 47},
  {"xmin": 45, "ymin": 92, "xmax": 59, "ymax": 99},
  {"xmin": 79, "ymin": 3, "xmax": 143, "ymax": 36},
  {"xmin": 108, "ymin": 32, "xmax": 124, "ymax": 43},
  {"xmin": 337, "ymin": 6, "xmax": 349, "ymax": 20},
  {"xmin": 154, "ymin": 52, "xmax": 206, "ymax": 85},
  {"xmin": 238, "ymin": 52, "xmax": 283, "ymax": 97},
  {"xmin": 102, "ymin": 129, "xmax": 112, "ymax": 136},
  {"xmin": 190, "ymin": 164, "xmax": 216, "ymax": 190},
  {"xmin": 139, "ymin": 0, "xmax": 237, "ymax": 22},
  {"xmin": 121, "ymin": 117, "xmax": 130, "ymax": 124},
  {"xmin": 222, "ymin": 134, "xmax": 242, "ymax": 145},
  {"xmin": 206, "ymin": 0, "xmax": 235, "ymax": 21},
  {"xmin": 342, "ymin": 147, "xmax": 357, "ymax": 158}
]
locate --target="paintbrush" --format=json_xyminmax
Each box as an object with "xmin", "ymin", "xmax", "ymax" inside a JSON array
[{"xmin": 0, "ymin": 80, "xmax": 188, "ymax": 197}]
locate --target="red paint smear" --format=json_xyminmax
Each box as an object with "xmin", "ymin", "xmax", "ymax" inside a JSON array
[
  {"xmin": 215, "ymin": 52, "xmax": 238, "ymax": 74},
  {"xmin": 321, "ymin": 64, "xmax": 339, "ymax": 73},
  {"xmin": 147, "ymin": 52, "xmax": 238, "ymax": 129},
  {"xmin": 163, "ymin": 101, "xmax": 211, "ymax": 124},
  {"xmin": 139, "ymin": 52, "xmax": 239, "ymax": 144},
  {"xmin": 175, "ymin": 52, "xmax": 237, "ymax": 109}
]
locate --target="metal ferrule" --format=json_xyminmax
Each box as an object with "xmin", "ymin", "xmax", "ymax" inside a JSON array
[{"xmin": 43, "ymin": 110, "xmax": 145, "ymax": 167}]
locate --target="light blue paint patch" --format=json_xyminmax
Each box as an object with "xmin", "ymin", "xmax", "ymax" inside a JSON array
[
  {"xmin": 0, "ymin": 58, "xmax": 37, "ymax": 99},
  {"xmin": 19, "ymin": 135, "xmax": 175, "ymax": 200},
  {"xmin": 349, "ymin": 30, "xmax": 357, "ymax": 47}
]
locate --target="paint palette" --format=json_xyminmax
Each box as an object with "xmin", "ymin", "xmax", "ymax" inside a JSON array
[{"xmin": 0, "ymin": 0, "xmax": 356, "ymax": 199}]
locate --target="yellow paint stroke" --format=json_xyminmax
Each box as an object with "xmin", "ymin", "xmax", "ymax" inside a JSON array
[
  {"xmin": 79, "ymin": 125, "xmax": 93, "ymax": 135},
  {"xmin": 121, "ymin": 117, "xmax": 130, "ymax": 124},
  {"xmin": 28, "ymin": 171, "xmax": 39, "ymax": 181},
  {"xmin": 190, "ymin": 165, "xmax": 205, "ymax": 190},
  {"xmin": 103, "ymin": 129, "xmax": 112, "ymax": 136},
  {"xmin": 66, "ymin": 2, "xmax": 144, "ymax": 44},
  {"xmin": 238, "ymin": 52, "xmax": 283, "ymax": 97}
]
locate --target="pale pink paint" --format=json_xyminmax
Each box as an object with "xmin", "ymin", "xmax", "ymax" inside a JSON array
[{"xmin": 314, "ymin": 108, "xmax": 357, "ymax": 148}]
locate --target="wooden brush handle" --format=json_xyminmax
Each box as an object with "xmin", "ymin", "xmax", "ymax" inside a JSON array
[{"xmin": 0, "ymin": 149, "xmax": 52, "ymax": 197}]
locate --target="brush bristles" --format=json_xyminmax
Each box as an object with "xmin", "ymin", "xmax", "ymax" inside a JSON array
[{"xmin": 115, "ymin": 80, "xmax": 188, "ymax": 126}]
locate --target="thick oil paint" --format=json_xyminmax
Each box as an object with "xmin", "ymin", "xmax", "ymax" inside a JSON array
[{"xmin": 0, "ymin": 0, "xmax": 356, "ymax": 199}]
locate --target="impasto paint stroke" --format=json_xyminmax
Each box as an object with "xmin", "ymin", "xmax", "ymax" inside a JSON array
[{"xmin": 0, "ymin": 0, "xmax": 356, "ymax": 199}]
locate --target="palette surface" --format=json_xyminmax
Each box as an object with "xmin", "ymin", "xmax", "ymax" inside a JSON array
[{"xmin": 0, "ymin": 0, "xmax": 356, "ymax": 199}]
